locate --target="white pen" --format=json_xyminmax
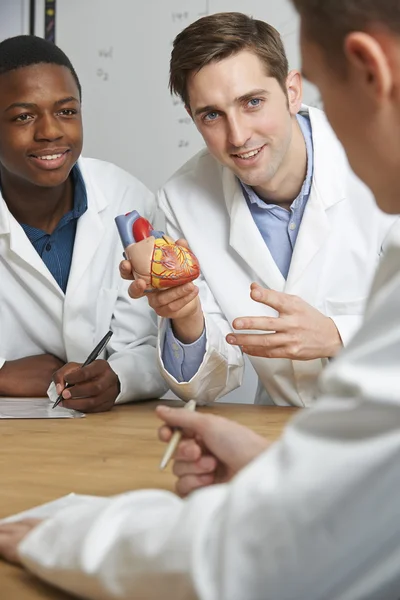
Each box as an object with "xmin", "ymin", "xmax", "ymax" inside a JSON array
[{"xmin": 159, "ymin": 399, "xmax": 197, "ymax": 470}]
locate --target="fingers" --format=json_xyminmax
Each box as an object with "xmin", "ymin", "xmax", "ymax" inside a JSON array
[
  {"xmin": 156, "ymin": 405, "xmax": 208, "ymax": 439},
  {"xmin": 53, "ymin": 362, "xmax": 81, "ymax": 389},
  {"xmin": 0, "ymin": 519, "xmax": 42, "ymax": 565},
  {"xmin": 227, "ymin": 333, "xmax": 288, "ymax": 348},
  {"xmin": 61, "ymin": 392, "xmax": 115, "ymax": 413},
  {"xmin": 250, "ymin": 284, "xmax": 300, "ymax": 314},
  {"xmin": 231, "ymin": 316, "xmax": 284, "ymax": 332},
  {"xmin": 119, "ymin": 259, "xmax": 134, "ymax": 280},
  {"xmin": 128, "ymin": 278, "xmax": 148, "ymax": 299},
  {"xmin": 175, "ymin": 473, "xmax": 216, "ymax": 498},
  {"xmin": 175, "ymin": 238, "xmax": 189, "ymax": 249},
  {"xmin": 63, "ymin": 360, "xmax": 109, "ymax": 387},
  {"xmin": 59, "ymin": 361, "xmax": 119, "ymax": 412},
  {"xmin": 173, "ymin": 453, "xmax": 217, "ymax": 477}
]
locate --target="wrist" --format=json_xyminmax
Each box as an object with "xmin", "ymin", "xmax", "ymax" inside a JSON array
[
  {"xmin": 325, "ymin": 318, "xmax": 343, "ymax": 357},
  {"xmin": 172, "ymin": 306, "xmax": 205, "ymax": 344}
]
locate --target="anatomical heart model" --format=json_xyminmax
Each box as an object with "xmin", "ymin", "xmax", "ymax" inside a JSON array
[{"xmin": 115, "ymin": 210, "xmax": 200, "ymax": 291}]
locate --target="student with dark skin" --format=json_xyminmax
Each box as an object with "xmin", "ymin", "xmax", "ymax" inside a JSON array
[{"xmin": 0, "ymin": 36, "xmax": 167, "ymax": 411}]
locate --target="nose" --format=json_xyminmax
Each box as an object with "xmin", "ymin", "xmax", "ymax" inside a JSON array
[
  {"xmin": 34, "ymin": 112, "xmax": 63, "ymax": 142},
  {"xmin": 226, "ymin": 115, "xmax": 251, "ymax": 150}
]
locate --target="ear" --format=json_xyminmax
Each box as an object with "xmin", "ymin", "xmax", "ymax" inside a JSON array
[
  {"xmin": 286, "ymin": 70, "xmax": 303, "ymax": 115},
  {"xmin": 344, "ymin": 32, "xmax": 392, "ymax": 100}
]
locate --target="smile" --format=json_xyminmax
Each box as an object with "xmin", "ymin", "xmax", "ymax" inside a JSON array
[
  {"xmin": 233, "ymin": 145, "xmax": 265, "ymax": 160},
  {"xmin": 28, "ymin": 149, "xmax": 70, "ymax": 170},
  {"xmin": 35, "ymin": 153, "xmax": 64, "ymax": 161}
]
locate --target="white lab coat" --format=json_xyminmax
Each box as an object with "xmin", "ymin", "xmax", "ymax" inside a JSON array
[
  {"xmin": 157, "ymin": 106, "xmax": 398, "ymax": 407},
  {"xmin": 0, "ymin": 157, "xmax": 168, "ymax": 403},
  {"xmin": 17, "ymin": 235, "xmax": 400, "ymax": 600}
]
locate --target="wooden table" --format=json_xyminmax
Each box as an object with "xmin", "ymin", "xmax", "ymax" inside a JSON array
[{"xmin": 0, "ymin": 400, "xmax": 297, "ymax": 599}]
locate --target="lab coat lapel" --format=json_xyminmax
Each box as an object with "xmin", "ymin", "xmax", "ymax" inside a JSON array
[
  {"xmin": 286, "ymin": 107, "xmax": 346, "ymax": 290},
  {"xmin": 0, "ymin": 198, "xmax": 64, "ymax": 296},
  {"xmin": 223, "ymin": 169, "xmax": 285, "ymax": 292},
  {"xmin": 65, "ymin": 167, "xmax": 107, "ymax": 298}
]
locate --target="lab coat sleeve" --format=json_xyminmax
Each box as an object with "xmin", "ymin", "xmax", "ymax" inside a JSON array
[
  {"xmin": 18, "ymin": 395, "xmax": 400, "ymax": 600},
  {"xmin": 330, "ymin": 215, "xmax": 400, "ymax": 348},
  {"xmin": 329, "ymin": 314, "xmax": 363, "ymax": 348},
  {"xmin": 156, "ymin": 189, "xmax": 244, "ymax": 404},
  {"xmin": 105, "ymin": 184, "xmax": 169, "ymax": 404},
  {"xmin": 162, "ymin": 321, "xmax": 207, "ymax": 382},
  {"xmin": 106, "ymin": 288, "xmax": 168, "ymax": 404}
]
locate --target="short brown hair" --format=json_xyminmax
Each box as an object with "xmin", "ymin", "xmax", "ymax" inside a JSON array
[
  {"xmin": 292, "ymin": 0, "xmax": 400, "ymax": 66},
  {"xmin": 169, "ymin": 12, "xmax": 289, "ymax": 106}
]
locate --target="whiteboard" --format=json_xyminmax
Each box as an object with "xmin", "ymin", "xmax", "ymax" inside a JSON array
[
  {"xmin": 0, "ymin": 0, "xmax": 29, "ymax": 42},
  {"xmin": 34, "ymin": 0, "xmax": 321, "ymax": 193}
]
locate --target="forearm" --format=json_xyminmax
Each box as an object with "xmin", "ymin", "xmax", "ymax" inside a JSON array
[
  {"xmin": 171, "ymin": 305, "xmax": 205, "ymax": 344},
  {"xmin": 0, "ymin": 355, "xmax": 64, "ymax": 397}
]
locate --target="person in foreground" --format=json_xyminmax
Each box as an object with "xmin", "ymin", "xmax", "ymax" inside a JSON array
[
  {"xmin": 0, "ymin": 35, "xmax": 167, "ymax": 411},
  {"xmin": 2, "ymin": 1, "xmax": 400, "ymax": 598}
]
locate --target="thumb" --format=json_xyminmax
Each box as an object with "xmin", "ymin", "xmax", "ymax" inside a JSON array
[
  {"xmin": 128, "ymin": 278, "xmax": 148, "ymax": 299},
  {"xmin": 176, "ymin": 238, "xmax": 190, "ymax": 249}
]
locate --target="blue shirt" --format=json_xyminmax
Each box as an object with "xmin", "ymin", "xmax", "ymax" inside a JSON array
[
  {"xmin": 20, "ymin": 165, "xmax": 88, "ymax": 293},
  {"xmin": 163, "ymin": 113, "xmax": 314, "ymax": 382}
]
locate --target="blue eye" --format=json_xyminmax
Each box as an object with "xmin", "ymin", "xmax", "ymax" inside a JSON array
[
  {"xmin": 204, "ymin": 111, "xmax": 219, "ymax": 122},
  {"xmin": 248, "ymin": 98, "xmax": 261, "ymax": 107}
]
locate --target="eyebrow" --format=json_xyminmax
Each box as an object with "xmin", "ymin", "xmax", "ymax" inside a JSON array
[
  {"xmin": 194, "ymin": 88, "xmax": 270, "ymax": 117},
  {"xmin": 5, "ymin": 96, "xmax": 80, "ymax": 112}
]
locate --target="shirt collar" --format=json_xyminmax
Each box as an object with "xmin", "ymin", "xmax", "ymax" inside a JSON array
[{"xmin": 70, "ymin": 163, "xmax": 88, "ymax": 218}]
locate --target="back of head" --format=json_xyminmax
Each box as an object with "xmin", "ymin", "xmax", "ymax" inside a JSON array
[
  {"xmin": 0, "ymin": 35, "xmax": 81, "ymax": 98},
  {"xmin": 292, "ymin": 0, "xmax": 400, "ymax": 68},
  {"xmin": 169, "ymin": 12, "xmax": 289, "ymax": 106}
]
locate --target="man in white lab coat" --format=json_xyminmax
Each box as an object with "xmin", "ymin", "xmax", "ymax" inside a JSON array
[
  {"xmin": 125, "ymin": 12, "xmax": 397, "ymax": 408},
  {"xmin": 0, "ymin": 35, "xmax": 167, "ymax": 411},
  {"xmin": 1, "ymin": 2, "xmax": 400, "ymax": 597}
]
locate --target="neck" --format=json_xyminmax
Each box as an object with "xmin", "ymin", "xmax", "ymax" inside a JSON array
[
  {"xmin": 252, "ymin": 117, "xmax": 308, "ymax": 210},
  {"xmin": 0, "ymin": 169, "xmax": 73, "ymax": 234}
]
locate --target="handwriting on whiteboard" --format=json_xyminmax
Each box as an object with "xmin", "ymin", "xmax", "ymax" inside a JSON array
[
  {"xmin": 171, "ymin": 1, "xmax": 209, "ymax": 149},
  {"xmin": 96, "ymin": 46, "xmax": 113, "ymax": 82}
]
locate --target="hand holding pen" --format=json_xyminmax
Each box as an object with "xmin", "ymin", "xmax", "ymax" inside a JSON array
[{"xmin": 52, "ymin": 331, "xmax": 119, "ymax": 413}]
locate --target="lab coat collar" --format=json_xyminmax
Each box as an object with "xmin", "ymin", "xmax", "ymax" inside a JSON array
[
  {"xmin": 223, "ymin": 106, "xmax": 346, "ymax": 293},
  {"xmin": 223, "ymin": 169, "xmax": 286, "ymax": 292},
  {"xmin": 0, "ymin": 157, "xmax": 109, "ymax": 297},
  {"xmin": 64, "ymin": 158, "xmax": 109, "ymax": 297},
  {"xmin": 287, "ymin": 106, "xmax": 346, "ymax": 289}
]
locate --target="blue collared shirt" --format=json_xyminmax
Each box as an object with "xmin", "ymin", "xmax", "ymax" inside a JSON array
[
  {"xmin": 20, "ymin": 165, "xmax": 88, "ymax": 293},
  {"xmin": 163, "ymin": 113, "xmax": 314, "ymax": 382},
  {"xmin": 241, "ymin": 113, "xmax": 313, "ymax": 278}
]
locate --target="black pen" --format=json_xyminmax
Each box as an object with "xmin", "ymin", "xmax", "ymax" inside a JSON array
[{"xmin": 52, "ymin": 330, "xmax": 114, "ymax": 409}]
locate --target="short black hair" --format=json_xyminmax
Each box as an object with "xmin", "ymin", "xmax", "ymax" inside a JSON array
[{"xmin": 0, "ymin": 35, "xmax": 82, "ymax": 99}]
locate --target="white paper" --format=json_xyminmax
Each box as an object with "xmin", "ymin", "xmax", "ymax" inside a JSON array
[
  {"xmin": 0, "ymin": 397, "xmax": 84, "ymax": 419},
  {"xmin": 47, "ymin": 381, "xmax": 58, "ymax": 403},
  {"xmin": 0, "ymin": 493, "xmax": 102, "ymax": 524}
]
